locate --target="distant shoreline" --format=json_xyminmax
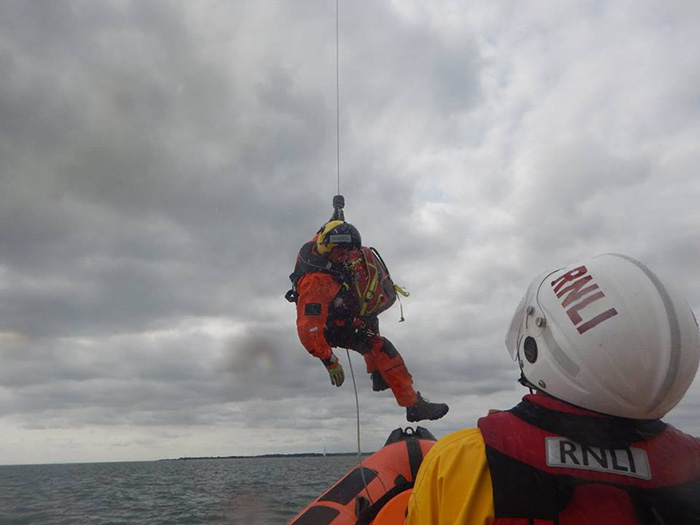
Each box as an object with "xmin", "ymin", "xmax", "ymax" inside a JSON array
[{"xmin": 165, "ymin": 452, "xmax": 374, "ymax": 461}]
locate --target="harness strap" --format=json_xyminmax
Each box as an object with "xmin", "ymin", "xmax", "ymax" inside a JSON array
[
  {"xmin": 286, "ymin": 241, "xmax": 351, "ymax": 302},
  {"xmin": 510, "ymin": 398, "xmax": 666, "ymax": 449},
  {"xmin": 394, "ymin": 284, "xmax": 410, "ymax": 297}
]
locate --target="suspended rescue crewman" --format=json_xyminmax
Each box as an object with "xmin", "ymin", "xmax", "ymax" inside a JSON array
[
  {"xmin": 407, "ymin": 253, "xmax": 700, "ymax": 524},
  {"xmin": 287, "ymin": 215, "xmax": 449, "ymax": 422}
]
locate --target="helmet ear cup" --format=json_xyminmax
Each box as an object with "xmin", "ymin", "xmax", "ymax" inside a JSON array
[{"xmin": 523, "ymin": 337, "xmax": 538, "ymax": 363}]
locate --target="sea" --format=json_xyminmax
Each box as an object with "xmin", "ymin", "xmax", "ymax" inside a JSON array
[{"xmin": 0, "ymin": 455, "xmax": 365, "ymax": 524}]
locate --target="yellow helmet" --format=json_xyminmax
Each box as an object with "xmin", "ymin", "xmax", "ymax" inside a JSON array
[{"xmin": 316, "ymin": 220, "xmax": 362, "ymax": 255}]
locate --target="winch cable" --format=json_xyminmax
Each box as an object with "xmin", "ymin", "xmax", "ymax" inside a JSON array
[
  {"xmin": 332, "ymin": 0, "xmax": 385, "ymax": 506},
  {"xmin": 335, "ymin": 0, "xmax": 341, "ymax": 197}
]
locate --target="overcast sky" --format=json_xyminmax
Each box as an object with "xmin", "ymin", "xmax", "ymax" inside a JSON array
[{"xmin": 1, "ymin": 0, "xmax": 699, "ymax": 466}]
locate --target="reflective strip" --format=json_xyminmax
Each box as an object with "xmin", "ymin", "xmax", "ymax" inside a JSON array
[
  {"xmin": 543, "ymin": 328, "xmax": 580, "ymax": 376},
  {"xmin": 329, "ymin": 234, "xmax": 352, "ymax": 243},
  {"xmin": 545, "ymin": 437, "xmax": 651, "ymax": 480},
  {"xmin": 608, "ymin": 254, "xmax": 681, "ymax": 412},
  {"xmin": 362, "ymin": 261, "xmax": 380, "ymax": 316}
]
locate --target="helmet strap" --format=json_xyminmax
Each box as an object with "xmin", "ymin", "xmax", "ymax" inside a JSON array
[{"xmin": 518, "ymin": 371, "xmax": 535, "ymax": 395}]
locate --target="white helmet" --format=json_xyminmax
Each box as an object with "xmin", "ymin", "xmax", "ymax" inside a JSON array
[{"xmin": 505, "ymin": 253, "xmax": 700, "ymax": 419}]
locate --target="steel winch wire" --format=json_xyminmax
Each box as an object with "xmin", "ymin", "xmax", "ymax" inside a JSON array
[
  {"xmin": 335, "ymin": 0, "xmax": 341, "ymax": 196},
  {"xmin": 333, "ymin": 0, "xmax": 384, "ymax": 506}
]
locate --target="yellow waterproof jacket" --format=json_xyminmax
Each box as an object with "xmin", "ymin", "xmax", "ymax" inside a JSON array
[
  {"xmin": 407, "ymin": 394, "xmax": 700, "ymax": 525},
  {"xmin": 406, "ymin": 428, "xmax": 494, "ymax": 524}
]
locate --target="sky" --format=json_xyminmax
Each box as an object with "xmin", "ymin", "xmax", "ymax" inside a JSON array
[{"xmin": 1, "ymin": 0, "xmax": 700, "ymax": 466}]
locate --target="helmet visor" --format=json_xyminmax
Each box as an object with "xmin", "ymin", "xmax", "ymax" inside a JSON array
[
  {"xmin": 505, "ymin": 292, "xmax": 529, "ymax": 360},
  {"xmin": 504, "ymin": 270, "xmax": 553, "ymax": 360}
]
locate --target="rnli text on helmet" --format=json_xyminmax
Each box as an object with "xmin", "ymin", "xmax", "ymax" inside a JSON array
[{"xmin": 551, "ymin": 266, "xmax": 619, "ymax": 335}]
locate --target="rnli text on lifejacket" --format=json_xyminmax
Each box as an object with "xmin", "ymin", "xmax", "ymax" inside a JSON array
[{"xmin": 545, "ymin": 437, "xmax": 651, "ymax": 480}]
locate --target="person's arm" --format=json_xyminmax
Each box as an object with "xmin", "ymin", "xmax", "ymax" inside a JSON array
[
  {"xmin": 407, "ymin": 428, "xmax": 494, "ymax": 524},
  {"xmin": 295, "ymin": 272, "xmax": 341, "ymax": 362}
]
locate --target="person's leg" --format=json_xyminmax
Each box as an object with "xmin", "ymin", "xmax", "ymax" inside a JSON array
[
  {"xmin": 363, "ymin": 337, "xmax": 418, "ymax": 407},
  {"xmin": 364, "ymin": 336, "xmax": 449, "ymax": 421},
  {"xmin": 366, "ymin": 363, "xmax": 389, "ymax": 391},
  {"xmin": 329, "ymin": 318, "xmax": 447, "ymax": 420},
  {"xmin": 329, "ymin": 318, "xmax": 417, "ymax": 405}
]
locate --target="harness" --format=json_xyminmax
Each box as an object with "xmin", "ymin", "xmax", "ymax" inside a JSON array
[
  {"xmin": 286, "ymin": 242, "xmax": 409, "ymax": 319},
  {"xmin": 285, "ymin": 241, "xmax": 351, "ymax": 303}
]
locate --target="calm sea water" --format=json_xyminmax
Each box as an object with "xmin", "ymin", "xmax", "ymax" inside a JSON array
[{"xmin": 0, "ymin": 455, "xmax": 364, "ymax": 524}]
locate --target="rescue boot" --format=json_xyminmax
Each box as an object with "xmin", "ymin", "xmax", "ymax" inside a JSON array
[
  {"xmin": 406, "ymin": 392, "xmax": 449, "ymax": 422},
  {"xmin": 371, "ymin": 371, "xmax": 389, "ymax": 392}
]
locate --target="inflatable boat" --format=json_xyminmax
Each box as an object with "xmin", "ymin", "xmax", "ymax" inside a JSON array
[{"xmin": 289, "ymin": 426, "xmax": 436, "ymax": 525}]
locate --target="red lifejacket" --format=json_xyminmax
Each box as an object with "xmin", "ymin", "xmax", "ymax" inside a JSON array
[{"xmin": 477, "ymin": 394, "xmax": 700, "ymax": 524}]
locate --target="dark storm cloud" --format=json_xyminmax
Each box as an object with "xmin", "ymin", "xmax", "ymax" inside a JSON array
[
  {"xmin": 0, "ymin": 0, "xmax": 336, "ymax": 340},
  {"xmin": 0, "ymin": 0, "xmax": 484, "ymax": 339}
]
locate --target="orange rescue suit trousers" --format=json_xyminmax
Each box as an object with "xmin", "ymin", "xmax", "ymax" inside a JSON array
[{"xmin": 326, "ymin": 317, "xmax": 418, "ymax": 407}]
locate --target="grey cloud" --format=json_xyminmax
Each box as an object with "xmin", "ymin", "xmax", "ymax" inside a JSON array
[
  {"xmin": 1, "ymin": 1, "xmax": 699, "ymax": 463},
  {"xmin": 0, "ymin": 3, "xmax": 331, "ymax": 338}
]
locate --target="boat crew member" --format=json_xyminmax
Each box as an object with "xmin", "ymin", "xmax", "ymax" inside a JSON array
[
  {"xmin": 287, "ymin": 218, "xmax": 448, "ymax": 422},
  {"xmin": 407, "ymin": 253, "xmax": 700, "ymax": 523}
]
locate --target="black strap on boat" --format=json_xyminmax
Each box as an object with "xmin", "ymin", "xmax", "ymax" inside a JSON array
[
  {"xmin": 354, "ymin": 436, "xmax": 428, "ymax": 525},
  {"xmin": 290, "ymin": 505, "xmax": 340, "ymax": 525},
  {"xmin": 319, "ymin": 467, "xmax": 379, "ymax": 505},
  {"xmin": 406, "ymin": 437, "xmax": 424, "ymax": 482},
  {"xmin": 354, "ymin": 478, "xmax": 413, "ymax": 525}
]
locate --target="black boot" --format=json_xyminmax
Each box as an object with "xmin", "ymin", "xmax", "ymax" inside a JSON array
[
  {"xmin": 371, "ymin": 371, "xmax": 389, "ymax": 392},
  {"xmin": 406, "ymin": 392, "xmax": 449, "ymax": 422}
]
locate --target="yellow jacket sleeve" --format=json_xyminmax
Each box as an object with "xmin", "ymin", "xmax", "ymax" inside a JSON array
[{"xmin": 406, "ymin": 428, "xmax": 494, "ymax": 525}]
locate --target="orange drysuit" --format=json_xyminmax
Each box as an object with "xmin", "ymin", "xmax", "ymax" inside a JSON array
[{"xmin": 294, "ymin": 244, "xmax": 418, "ymax": 407}]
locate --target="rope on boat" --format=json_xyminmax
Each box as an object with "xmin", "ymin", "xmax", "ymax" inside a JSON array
[{"xmin": 346, "ymin": 348, "xmax": 375, "ymax": 506}]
